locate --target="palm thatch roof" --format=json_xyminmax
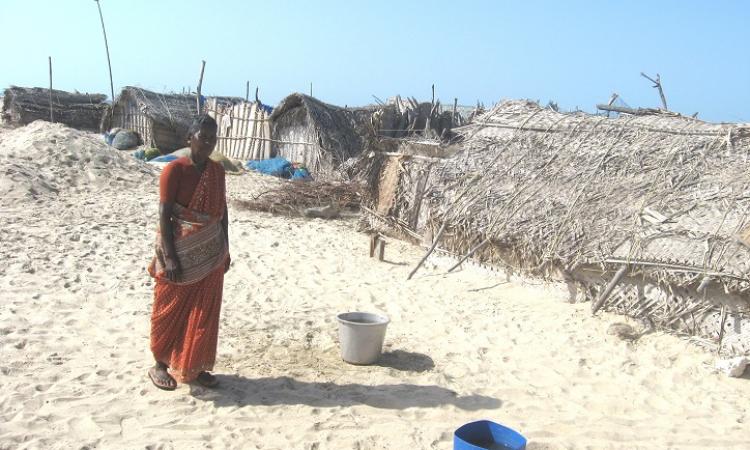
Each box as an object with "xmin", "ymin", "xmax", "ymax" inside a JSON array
[
  {"xmin": 1, "ymin": 86, "xmax": 108, "ymax": 131},
  {"xmin": 396, "ymin": 101, "xmax": 750, "ymax": 290},
  {"xmin": 435, "ymin": 101, "xmax": 750, "ymax": 290},
  {"xmin": 359, "ymin": 100, "xmax": 750, "ymax": 352}
]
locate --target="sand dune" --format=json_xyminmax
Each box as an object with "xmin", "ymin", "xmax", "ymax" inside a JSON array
[{"xmin": 1, "ymin": 123, "xmax": 749, "ymax": 449}]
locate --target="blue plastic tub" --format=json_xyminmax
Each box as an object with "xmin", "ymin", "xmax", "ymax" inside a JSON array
[{"xmin": 454, "ymin": 420, "xmax": 526, "ymax": 450}]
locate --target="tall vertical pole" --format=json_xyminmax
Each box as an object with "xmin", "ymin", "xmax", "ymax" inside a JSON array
[
  {"xmin": 309, "ymin": 82, "xmax": 313, "ymax": 97},
  {"xmin": 94, "ymin": 0, "xmax": 115, "ymax": 122},
  {"xmin": 245, "ymin": 81, "xmax": 250, "ymax": 102},
  {"xmin": 196, "ymin": 60, "xmax": 206, "ymax": 113},
  {"xmin": 452, "ymin": 97, "xmax": 458, "ymax": 127},
  {"xmin": 48, "ymin": 56, "xmax": 54, "ymax": 123}
]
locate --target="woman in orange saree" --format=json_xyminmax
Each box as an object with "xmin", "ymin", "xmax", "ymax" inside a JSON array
[{"xmin": 147, "ymin": 114, "xmax": 230, "ymax": 390}]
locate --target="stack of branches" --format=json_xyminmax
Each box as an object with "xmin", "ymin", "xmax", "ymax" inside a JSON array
[
  {"xmin": 384, "ymin": 100, "xmax": 750, "ymax": 293},
  {"xmin": 374, "ymin": 95, "xmax": 459, "ymax": 140},
  {"xmin": 233, "ymin": 180, "xmax": 367, "ymax": 216},
  {"xmin": 2, "ymin": 86, "xmax": 108, "ymax": 131}
]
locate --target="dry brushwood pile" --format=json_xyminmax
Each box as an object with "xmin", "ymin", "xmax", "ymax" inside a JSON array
[
  {"xmin": 232, "ymin": 179, "xmax": 365, "ymax": 216},
  {"xmin": 406, "ymin": 100, "xmax": 750, "ymax": 293}
]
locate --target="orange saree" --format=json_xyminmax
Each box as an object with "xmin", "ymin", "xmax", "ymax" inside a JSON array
[{"xmin": 148, "ymin": 160, "xmax": 228, "ymax": 383}]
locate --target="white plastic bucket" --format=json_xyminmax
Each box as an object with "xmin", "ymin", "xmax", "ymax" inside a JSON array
[{"xmin": 336, "ymin": 312, "xmax": 390, "ymax": 365}]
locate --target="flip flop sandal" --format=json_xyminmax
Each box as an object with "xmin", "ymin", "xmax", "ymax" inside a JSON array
[
  {"xmin": 196, "ymin": 371, "xmax": 219, "ymax": 388},
  {"xmin": 148, "ymin": 368, "xmax": 177, "ymax": 391}
]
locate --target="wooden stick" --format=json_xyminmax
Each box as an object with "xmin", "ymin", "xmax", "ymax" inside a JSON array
[
  {"xmin": 309, "ymin": 82, "xmax": 313, "ymax": 97},
  {"xmin": 431, "ymin": 84, "xmax": 435, "ymax": 106},
  {"xmin": 596, "ymin": 104, "xmax": 647, "ymax": 115},
  {"xmin": 607, "ymin": 93, "xmax": 619, "ymax": 106},
  {"xmin": 245, "ymin": 81, "xmax": 249, "ymax": 101},
  {"xmin": 48, "ymin": 56, "xmax": 53, "ymax": 123},
  {"xmin": 452, "ymin": 98, "xmax": 458, "ymax": 127},
  {"xmin": 447, "ymin": 238, "xmax": 490, "ymax": 272},
  {"xmin": 255, "ymin": 87, "xmax": 260, "ymax": 104},
  {"xmin": 640, "ymin": 72, "xmax": 668, "ymax": 110},
  {"xmin": 717, "ymin": 305, "xmax": 728, "ymax": 353},
  {"xmin": 591, "ymin": 265, "xmax": 628, "ymax": 314},
  {"xmin": 94, "ymin": 0, "xmax": 115, "ymax": 125},
  {"xmin": 378, "ymin": 240, "xmax": 385, "ymax": 262},
  {"xmin": 408, "ymin": 221, "xmax": 448, "ymax": 280},
  {"xmin": 196, "ymin": 60, "xmax": 206, "ymax": 113}
]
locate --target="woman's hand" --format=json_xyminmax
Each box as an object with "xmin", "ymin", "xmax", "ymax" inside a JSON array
[{"xmin": 164, "ymin": 256, "xmax": 181, "ymax": 282}]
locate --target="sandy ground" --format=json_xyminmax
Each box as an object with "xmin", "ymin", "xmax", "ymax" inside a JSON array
[{"xmin": 1, "ymin": 123, "xmax": 750, "ymax": 449}]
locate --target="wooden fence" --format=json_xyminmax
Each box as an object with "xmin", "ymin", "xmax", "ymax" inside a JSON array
[{"xmin": 206, "ymin": 98, "xmax": 273, "ymax": 161}]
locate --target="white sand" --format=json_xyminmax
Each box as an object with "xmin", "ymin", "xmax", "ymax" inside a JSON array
[{"xmin": 1, "ymin": 122, "xmax": 749, "ymax": 449}]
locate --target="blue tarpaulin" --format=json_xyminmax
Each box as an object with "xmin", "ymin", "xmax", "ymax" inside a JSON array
[
  {"xmin": 150, "ymin": 154, "xmax": 179, "ymax": 163},
  {"xmin": 245, "ymin": 157, "xmax": 294, "ymax": 177}
]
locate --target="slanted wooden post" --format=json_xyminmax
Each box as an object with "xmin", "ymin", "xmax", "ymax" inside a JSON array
[
  {"xmin": 255, "ymin": 87, "xmax": 260, "ymax": 104},
  {"xmin": 196, "ymin": 60, "xmax": 206, "ymax": 113},
  {"xmin": 48, "ymin": 56, "xmax": 54, "ymax": 123},
  {"xmin": 592, "ymin": 265, "xmax": 629, "ymax": 314},
  {"xmin": 640, "ymin": 72, "xmax": 668, "ymax": 110}
]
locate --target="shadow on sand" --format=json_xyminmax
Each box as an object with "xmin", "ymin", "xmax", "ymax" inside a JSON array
[
  {"xmin": 190, "ymin": 374, "xmax": 501, "ymax": 411},
  {"xmin": 375, "ymin": 350, "xmax": 436, "ymax": 373}
]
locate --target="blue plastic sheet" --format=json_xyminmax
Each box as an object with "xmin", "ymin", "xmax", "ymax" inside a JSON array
[
  {"xmin": 245, "ymin": 157, "xmax": 293, "ymax": 177},
  {"xmin": 150, "ymin": 154, "xmax": 179, "ymax": 163}
]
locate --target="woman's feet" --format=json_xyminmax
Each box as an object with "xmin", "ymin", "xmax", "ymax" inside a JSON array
[
  {"xmin": 196, "ymin": 371, "xmax": 218, "ymax": 388},
  {"xmin": 147, "ymin": 362, "xmax": 177, "ymax": 391}
]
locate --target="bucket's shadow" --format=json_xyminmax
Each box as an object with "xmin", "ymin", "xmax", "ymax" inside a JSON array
[
  {"xmin": 375, "ymin": 350, "xmax": 435, "ymax": 372},
  {"xmin": 191, "ymin": 375, "xmax": 501, "ymax": 411}
]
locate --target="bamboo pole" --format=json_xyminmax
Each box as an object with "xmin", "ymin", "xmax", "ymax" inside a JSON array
[
  {"xmin": 447, "ymin": 238, "xmax": 490, "ymax": 272},
  {"xmin": 245, "ymin": 81, "xmax": 249, "ymax": 102},
  {"xmin": 48, "ymin": 56, "xmax": 54, "ymax": 123},
  {"xmin": 94, "ymin": 0, "xmax": 115, "ymax": 126},
  {"xmin": 452, "ymin": 98, "xmax": 458, "ymax": 127},
  {"xmin": 591, "ymin": 265, "xmax": 629, "ymax": 314},
  {"xmin": 195, "ymin": 61, "xmax": 206, "ymax": 114},
  {"xmin": 196, "ymin": 60, "xmax": 206, "ymax": 114},
  {"xmin": 407, "ymin": 221, "xmax": 448, "ymax": 280}
]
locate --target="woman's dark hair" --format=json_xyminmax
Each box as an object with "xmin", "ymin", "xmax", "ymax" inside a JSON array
[{"xmin": 188, "ymin": 114, "xmax": 218, "ymax": 136}]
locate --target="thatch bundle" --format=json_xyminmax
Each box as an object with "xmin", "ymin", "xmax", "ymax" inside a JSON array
[
  {"xmin": 1, "ymin": 86, "xmax": 108, "ymax": 131},
  {"xmin": 360, "ymin": 100, "xmax": 750, "ymax": 353}
]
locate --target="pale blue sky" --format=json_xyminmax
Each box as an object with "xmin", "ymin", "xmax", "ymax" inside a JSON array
[{"xmin": 1, "ymin": 0, "xmax": 748, "ymax": 122}]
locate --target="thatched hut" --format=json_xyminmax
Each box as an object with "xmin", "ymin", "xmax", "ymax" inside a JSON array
[
  {"xmin": 269, "ymin": 93, "xmax": 378, "ymax": 178},
  {"xmin": 361, "ymin": 100, "xmax": 750, "ymax": 355},
  {"xmin": 105, "ymin": 87, "xmax": 198, "ymax": 153},
  {"xmin": 1, "ymin": 86, "xmax": 108, "ymax": 131},
  {"xmin": 105, "ymin": 86, "xmax": 242, "ymax": 153}
]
